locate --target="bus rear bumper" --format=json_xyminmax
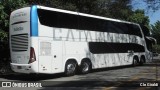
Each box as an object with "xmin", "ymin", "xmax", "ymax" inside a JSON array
[{"xmin": 10, "ymin": 63, "xmax": 38, "ymax": 74}]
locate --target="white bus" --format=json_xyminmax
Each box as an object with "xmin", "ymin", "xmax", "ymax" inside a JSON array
[{"xmin": 10, "ymin": 5, "xmax": 150, "ymax": 76}]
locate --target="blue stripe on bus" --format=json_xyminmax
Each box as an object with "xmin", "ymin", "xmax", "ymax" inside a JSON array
[{"xmin": 30, "ymin": 5, "xmax": 38, "ymax": 36}]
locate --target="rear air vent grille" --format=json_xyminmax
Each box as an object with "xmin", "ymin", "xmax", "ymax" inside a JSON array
[{"xmin": 11, "ymin": 34, "xmax": 29, "ymax": 52}]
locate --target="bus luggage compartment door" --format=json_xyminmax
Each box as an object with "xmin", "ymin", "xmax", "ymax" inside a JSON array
[
  {"xmin": 51, "ymin": 41, "xmax": 63, "ymax": 73},
  {"xmin": 39, "ymin": 56, "xmax": 52, "ymax": 73}
]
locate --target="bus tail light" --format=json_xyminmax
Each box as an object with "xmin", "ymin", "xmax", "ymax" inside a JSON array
[{"xmin": 28, "ymin": 47, "xmax": 36, "ymax": 64}]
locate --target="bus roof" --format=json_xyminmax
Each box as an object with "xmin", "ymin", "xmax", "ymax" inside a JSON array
[{"xmin": 36, "ymin": 5, "xmax": 138, "ymax": 25}]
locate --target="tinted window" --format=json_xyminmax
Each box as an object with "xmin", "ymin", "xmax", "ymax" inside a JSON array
[
  {"xmin": 37, "ymin": 9, "xmax": 78, "ymax": 29},
  {"xmin": 128, "ymin": 24, "xmax": 142, "ymax": 37},
  {"xmin": 37, "ymin": 9, "xmax": 142, "ymax": 37},
  {"xmin": 38, "ymin": 9, "xmax": 58, "ymax": 27},
  {"xmin": 58, "ymin": 12, "xmax": 78, "ymax": 29},
  {"xmin": 89, "ymin": 42, "xmax": 145, "ymax": 54},
  {"xmin": 106, "ymin": 21, "xmax": 128, "ymax": 34},
  {"xmin": 79, "ymin": 16, "xmax": 100, "ymax": 31}
]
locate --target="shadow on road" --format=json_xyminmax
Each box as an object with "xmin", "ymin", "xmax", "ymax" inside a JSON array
[
  {"xmin": 0, "ymin": 73, "xmax": 65, "ymax": 81},
  {"xmin": 0, "ymin": 65, "xmax": 134, "ymax": 81},
  {"xmin": 0, "ymin": 59, "xmax": 159, "ymax": 81}
]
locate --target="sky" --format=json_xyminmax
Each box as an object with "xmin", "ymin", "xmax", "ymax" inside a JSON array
[
  {"xmin": 132, "ymin": 0, "xmax": 160, "ymax": 25},
  {"xmin": 148, "ymin": 9, "xmax": 160, "ymax": 24}
]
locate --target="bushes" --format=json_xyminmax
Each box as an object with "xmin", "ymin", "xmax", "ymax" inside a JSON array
[{"xmin": 0, "ymin": 41, "xmax": 12, "ymax": 75}]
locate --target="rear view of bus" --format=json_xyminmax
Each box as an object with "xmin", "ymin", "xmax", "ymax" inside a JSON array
[{"xmin": 9, "ymin": 6, "xmax": 38, "ymax": 73}]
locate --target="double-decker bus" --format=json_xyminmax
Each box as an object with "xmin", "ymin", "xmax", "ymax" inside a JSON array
[{"xmin": 10, "ymin": 5, "xmax": 150, "ymax": 76}]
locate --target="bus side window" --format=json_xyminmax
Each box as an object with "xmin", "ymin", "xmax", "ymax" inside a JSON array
[
  {"xmin": 38, "ymin": 9, "xmax": 58, "ymax": 27},
  {"xmin": 58, "ymin": 12, "xmax": 78, "ymax": 29}
]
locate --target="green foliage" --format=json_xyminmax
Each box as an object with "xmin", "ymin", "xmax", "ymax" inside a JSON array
[
  {"xmin": 0, "ymin": 0, "xmax": 27, "ymax": 42},
  {"xmin": 49, "ymin": 0, "xmax": 77, "ymax": 11},
  {"xmin": 0, "ymin": 2, "xmax": 8, "ymax": 42},
  {"xmin": 0, "ymin": 30, "xmax": 7, "ymax": 42},
  {"xmin": 127, "ymin": 9, "xmax": 150, "ymax": 28},
  {"xmin": 0, "ymin": 4, "xmax": 8, "ymax": 29},
  {"xmin": 151, "ymin": 21, "xmax": 160, "ymax": 44},
  {"xmin": 105, "ymin": 0, "xmax": 133, "ymax": 20}
]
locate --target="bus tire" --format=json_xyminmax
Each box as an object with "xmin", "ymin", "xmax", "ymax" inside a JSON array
[
  {"xmin": 65, "ymin": 60, "xmax": 77, "ymax": 76},
  {"xmin": 79, "ymin": 60, "xmax": 91, "ymax": 74},
  {"xmin": 132, "ymin": 57, "xmax": 138, "ymax": 66}
]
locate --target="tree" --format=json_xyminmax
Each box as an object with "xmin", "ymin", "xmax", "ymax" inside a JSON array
[
  {"xmin": 0, "ymin": 0, "xmax": 27, "ymax": 41},
  {"xmin": 127, "ymin": 9, "xmax": 150, "ymax": 28},
  {"xmin": 0, "ymin": 3, "xmax": 8, "ymax": 42},
  {"xmin": 105, "ymin": 0, "xmax": 133, "ymax": 20},
  {"xmin": 151, "ymin": 20, "xmax": 160, "ymax": 44},
  {"xmin": 0, "ymin": 0, "xmax": 27, "ymax": 60}
]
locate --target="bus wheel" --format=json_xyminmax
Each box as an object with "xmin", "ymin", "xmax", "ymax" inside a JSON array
[
  {"xmin": 80, "ymin": 61, "xmax": 91, "ymax": 74},
  {"xmin": 132, "ymin": 57, "xmax": 138, "ymax": 66},
  {"xmin": 65, "ymin": 61, "xmax": 77, "ymax": 76}
]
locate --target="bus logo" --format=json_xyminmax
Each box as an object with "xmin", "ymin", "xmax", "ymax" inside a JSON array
[
  {"xmin": 14, "ymin": 27, "xmax": 23, "ymax": 31},
  {"xmin": 13, "ymin": 12, "xmax": 26, "ymax": 19}
]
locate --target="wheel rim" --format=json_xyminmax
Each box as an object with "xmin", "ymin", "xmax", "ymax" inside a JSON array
[
  {"xmin": 67, "ymin": 63, "xmax": 76, "ymax": 74},
  {"xmin": 82, "ymin": 62, "xmax": 89, "ymax": 72}
]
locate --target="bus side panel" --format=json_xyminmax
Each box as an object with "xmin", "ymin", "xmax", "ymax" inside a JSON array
[
  {"xmin": 64, "ymin": 42, "xmax": 86, "ymax": 65},
  {"xmin": 38, "ymin": 25, "xmax": 64, "ymax": 73},
  {"xmin": 51, "ymin": 41, "xmax": 63, "ymax": 73},
  {"xmin": 38, "ymin": 39, "xmax": 53, "ymax": 73}
]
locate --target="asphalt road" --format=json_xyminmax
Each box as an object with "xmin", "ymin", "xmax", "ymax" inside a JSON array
[{"xmin": 0, "ymin": 56, "xmax": 160, "ymax": 90}]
